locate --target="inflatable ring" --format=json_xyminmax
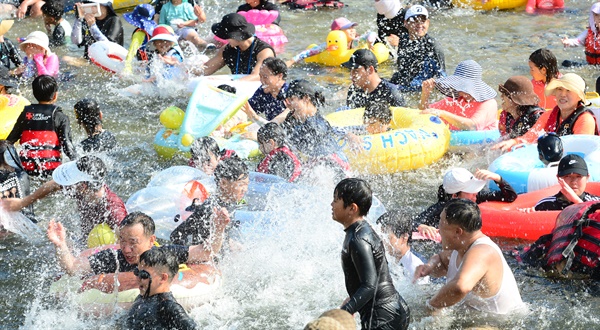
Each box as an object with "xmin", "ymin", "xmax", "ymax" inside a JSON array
[
  {"xmin": 88, "ymin": 40, "xmax": 128, "ymax": 73},
  {"xmin": 326, "ymin": 107, "xmax": 451, "ymax": 174},
  {"xmin": 0, "ymin": 94, "xmax": 30, "ymax": 140}
]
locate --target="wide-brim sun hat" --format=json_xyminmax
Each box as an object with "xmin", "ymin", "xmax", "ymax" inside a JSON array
[
  {"xmin": 544, "ymin": 72, "xmax": 587, "ymax": 104},
  {"xmin": 442, "ymin": 168, "xmax": 486, "ymax": 194},
  {"xmin": 149, "ymin": 25, "xmax": 178, "ymax": 43},
  {"xmin": 0, "ymin": 19, "xmax": 14, "ymax": 36},
  {"xmin": 435, "ymin": 59, "xmax": 497, "ymax": 102},
  {"xmin": 123, "ymin": 4, "xmax": 156, "ymax": 34},
  {"xmin": 498, "ymin": 75, "xmax": 540, "ymax": 106},
  {"xmin": 211, "ymin": 13, "xmax": 255, "ymax": 41},
  {"xmin": 20, "ymin": 31, "xmax": 50, "ymax": 54}
]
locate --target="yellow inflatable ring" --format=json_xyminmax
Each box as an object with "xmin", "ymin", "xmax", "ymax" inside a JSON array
[
  {"xmin": 305, "ymin": 30, "xmax": 389, "ymax": 67},
  {"xmin": 452, "ymin": 0, "xmax": 526, "ymax": 10},
  {"xmin": 0, "ymin": 94, "xmax": 30, "ymax": 140},
  {"xmin": 326, "ymin": 107, "xmax": 451, "ymax": 174}
]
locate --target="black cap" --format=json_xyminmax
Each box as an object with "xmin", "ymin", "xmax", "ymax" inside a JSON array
[
  {"xmin": 341, "ymin": 49, "xmax": 378, "ymax": 70},
  {"xmin": 557, "ymin": 154, "xmax": 588, "ymax": 177}
]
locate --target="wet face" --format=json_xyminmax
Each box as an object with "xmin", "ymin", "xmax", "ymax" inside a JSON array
[
  {"xmin": 43, "ymin": 14, "xmax": 57, "ymax": 26},
  {"xmin": 285, "ymin": 95, "xmax": 313, "ymax": 120},
  {"xmin": 455, "ymin": 191, "xmax": 477, "ymax": 202},
  {"xmin": 258, "ymin": 138, "xmax": 276, "ymax": 155},
  {"xmin": 331, "ymin": 194, "xmax": 348, "ymax": 223},
  {"xmin": 350, "ymin": 66, "xmax": 370, "ymax": 90},
  {"xmin": 246, "ymin": 0, "xmax": 260, "ymax": 7},
  {"xmin": 553, "ymin": 86, "xmax": 580, "ymax": 112},
  {"xmin": 457, "ymin": 91, "xmax": 475, "ymax": 102},
  {"xmin": 405, "ymin": 15, "xmax": 429, "ymax": 39},
  {"xmin": 439, "ymin": 210, "xmax": 459, "ymax": 250},
  {"xmin": 560, "ymin": 173, "xmax": 589, "ymax": 196},
  {"xmin": 200, "ymin": 153, "xmax": 219, "ymax": 176},
  {"xmin": 528, "ymin": 61, "xmax": 546, "ymax": 82},
  {"xmin": 136, "ymin": 262, "xmax": 158, "ymax": 297},
  {"xmin": 218, "ymin": 175, "xmax": 249, "ymax": 204},
  {"xmin": 23, "ymin": 43, "xmax": 46, "ymax": 56},
  {"xmin": 342, "ymin": 27, "xmax": 357, "ymax": 42},
  {"xmin": 153, "ymin": 40, "xmax": 173, "ymax": 54},
  {"xmin": 259, "ymin": 66, "xmax": 282, "ymax": 95},
  {"xmin": 118, "ymin": 224, "xmax": 155, "ymax": 265}
]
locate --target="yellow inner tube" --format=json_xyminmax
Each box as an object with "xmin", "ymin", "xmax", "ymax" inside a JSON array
[
  {"xmin": 326, "ymin": 107, "xmax": 451, "ymax": 174},
  {"xmin": 452, "ymin": 0, "xmax": 527, "ymax": 10},
  {"xmin": 305, "ymin": 30, "xmax": 389, "ymax": 67}
]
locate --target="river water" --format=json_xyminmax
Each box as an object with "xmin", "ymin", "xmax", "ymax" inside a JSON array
[{"xmin": 2, "ymin": 0, "xmax": 600, "ymax": 329}]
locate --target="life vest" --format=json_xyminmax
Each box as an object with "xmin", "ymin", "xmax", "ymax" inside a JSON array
[
  {"xmin": 256, "ymin": 146, "xmax": 302, "ymax": 182},
  {"xmin": 545, "ymin": 201, "xmax": 600, "ymax": 276},
  {"xmin": 18, "ymin": 105, "xmax": 61, "ymax": 174},
  {"xmin": 283, "ymin": 0, "xmax": 344, "ymax": 9},
  {"xmin": 585, "ymin": 29, "xmax": 600, "ymax": 65},
  {"xmin": 543, "ymin": 105, "xmax": 598, "ymax": 136}
]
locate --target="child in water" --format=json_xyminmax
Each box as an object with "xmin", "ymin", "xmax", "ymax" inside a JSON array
[
  {"xmin": 14, "ymin": 31, "xmax": 59, "ymax": 78},
  {"xmin": 256, "ymin": 122, "xmax": 302, "ymax": 182},
  {"xmin": 41, "ymin": 0, "xmax": 72, "ymax": 47},
  {"xmin": 74, "ymin": 98, "xmax": 117, "ymax": 153},
  {"xmin": 146, "ymin": 25, "xmax": 183, "ymax": 81},
  {"xmin": 529, "ymin": 48, "xmax": 559, "ymax": 109},
  {"xmin": 123, "ymin": 4, "xmax": 157, "ymax": 74},
  {"xmin": 287, "ymin": 17, "xmax": 377, "ymax": 66},
  {"xmin": 562, "ymin": 3, "xmax": 600, "ymax": 66},
  {"xmin": 188, "ymin": 136, "xmax": 236, "ymax": 175},
  {"xmin": 537, "ymin": 133, "xmax": 563, "ymax": 166}
]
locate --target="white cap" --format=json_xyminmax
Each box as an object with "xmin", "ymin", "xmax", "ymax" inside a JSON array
[
  {"xmin": 404, "ymin": 5, "xmax": 429, "ymax": 21},
  {"xmin": 442, "ymin": 168, "xmax": 486, "ymax": 194},
  {"xmin": 52, "ymin": 160, "xmax": 98, "ymax": 186}
]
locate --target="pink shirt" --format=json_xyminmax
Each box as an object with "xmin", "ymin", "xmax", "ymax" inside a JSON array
[{"xmin": 431, "ymin": 97, "xmax": 498, "ymax": 131}]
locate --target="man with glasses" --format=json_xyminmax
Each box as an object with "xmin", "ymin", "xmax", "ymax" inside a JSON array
[
  {"xmin": 125, "ymin": 249, "xmax": 197, "ymax": 330},
  {"xmin": 390, "ymin": 5, "xmax": 446, "ymax": 92}
]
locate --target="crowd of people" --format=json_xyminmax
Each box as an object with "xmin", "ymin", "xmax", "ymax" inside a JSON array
[{"xmin": 1, "ymin": 0, "xmax": 600, "ymax": 328}]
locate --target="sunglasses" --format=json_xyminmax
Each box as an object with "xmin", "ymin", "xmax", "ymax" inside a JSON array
[{"xmin": 133, "ymin": 268, "xmax": 152, "ymax": 280}]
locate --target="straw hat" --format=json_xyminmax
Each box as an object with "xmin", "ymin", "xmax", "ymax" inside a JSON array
[
  {"xmin": 545, "ymin": 72, "xmax": 587, "ymax": 103},
  {"xmin": 435, "ymin": 60, "xmax": 497, "ymax": 102},
  {"xmin": 0, "ymin": 19, "xmax": 14, "ymax": 36},
  {"xmin": 19, "ymin": 31, "xmax": 50, "ymax": 54},
  {"xmin": 304, "ymin": 309, "xmax": 356, "ymax": 330},
  {"xmin": 498, "ymin": 76, "xmax": 540, "ymax": 106}
]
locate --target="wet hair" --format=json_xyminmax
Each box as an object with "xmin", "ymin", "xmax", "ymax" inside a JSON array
[
  {"xmin": 32, "ymin": 75, "xmax": 58, "ymax": 102},
  {"xmin": 76, "ymin": 155, "xmax": 106, "ymax": 190},
  {"xmin": 139, "ymin": 249, "xmax": 179, "ymax": 281},
  {"xmin": 442, "ymin": 199, "xmax": 482, "ymax": 232},
  {"xmin": 529, "ymin": 49, "xmax": 559, "ymax": 84},
  {"xmin": 214, "ymin": 156, "xmax": 249, "ymax": 184},
  {"xmin": 437, "ymin": 184, "xmax": 453, "ymax": 202},
  {"xmin": 285, "ymin": 79, "xmax": 326, "ymax": 107},
  {"xmin": 217, "ymin": 84, "xmax": 237, "ymax": 94},
  {"xmin": 261, "ymin": 57, "xmax": 288, "ymax": 80},
  {"xmin": 41, "ymin": 0, "xmax": 64, "ymax": 19},
  {"xmin": 74, "ymin": 98, "xmax": 102, "ymax": 135},
  {"xmin": 333, "ymin": 178, "xmax": 372, "ymax": 216},
  {"xmin": 119, "ymin": 211, "xmax": 156, "ymax": 237},
  {"xmin": 257, "ymin": 122, "xmax": 286, "ymax": 147},
  {"xmin": 537, "ymin": 133, "xmax": 564, "ymax": 164},
  {"xmin": 376, "ymin": 210, "xmax": 414, "ymax": 245},
  {"xmin": 363, "ymin": 102, "xmax": 392, "ymax": 124},
  {"xmin": 190, "ymin": 137, "xmax": 221, "ymax": 166}
]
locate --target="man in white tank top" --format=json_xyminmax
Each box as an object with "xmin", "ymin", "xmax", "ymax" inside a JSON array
[{"xmin": 414, "ymin": 199, "xmax": 524, "ymax": 314}]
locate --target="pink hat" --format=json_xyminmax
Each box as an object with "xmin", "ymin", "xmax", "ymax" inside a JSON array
[{"xmin": 331, "ymin": 17, "xmax": 358, "ymax": 31}]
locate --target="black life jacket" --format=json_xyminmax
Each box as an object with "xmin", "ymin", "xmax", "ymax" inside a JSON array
[{"xmin": 545, "ymin": 201, "xmax": 600, "ymax": 276}]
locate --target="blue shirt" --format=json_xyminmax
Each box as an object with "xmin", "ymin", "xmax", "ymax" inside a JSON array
[{"xmin": 248, "ymin": 82, "xmax": 289, "ymax": 121}]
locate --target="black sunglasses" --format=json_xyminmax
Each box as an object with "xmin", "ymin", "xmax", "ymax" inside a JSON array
[{"xmin": 133, "ymin": 268, "xmax": 152, "ymax": 280}]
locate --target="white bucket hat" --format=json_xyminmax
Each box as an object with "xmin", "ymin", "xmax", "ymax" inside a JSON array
[{"xmin": 19, "ymin": 31, "xmax": 50, "ymax": 54}]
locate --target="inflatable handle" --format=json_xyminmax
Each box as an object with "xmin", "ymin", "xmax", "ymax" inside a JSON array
[
  {"xmin": 412, "ymin": 231, "xmax": 441, "ymax": 243},
  {"xmin": 238, "ymin": 9, "xmax": 278, "ymax": 25},
  {"xmin": 229, "ymin": 121, "xmax": 253, "ymax": 134}
]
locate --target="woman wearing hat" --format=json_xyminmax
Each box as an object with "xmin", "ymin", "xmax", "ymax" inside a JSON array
[
  {"xmin": 13, "ymin": 31, "xmax": 58, "ymax": 78},
  {"xmin": 201, "ymin": 13, "xmax": 275, "ymax": 81},
  {"xmin": 498, "ymin": 76, "xmax": 544, "ymax": 139},
  {"xmin": 494, "ymin": 73, "xmax": 598, "ymax": 152},
  {"xmin": 123, "ymin": 4, "xmax": 156, "ymax": 74},
  {"xmin": 419, "ymin": 59, "xmax": 498, "ymax": 131},
  {"xmin": 71, "ymin": 0, "xmax": 124, "ymax": 60}
]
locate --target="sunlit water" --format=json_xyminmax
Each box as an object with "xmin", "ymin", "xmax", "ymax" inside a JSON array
[{"xmin": 2, "ymin": 0, "xmax": 600, "ymax": 328}]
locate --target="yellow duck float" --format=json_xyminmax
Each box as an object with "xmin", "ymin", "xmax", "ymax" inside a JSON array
[{"xmin": 305, "ymin": 30, "xmax": 389, "ymax": 67}]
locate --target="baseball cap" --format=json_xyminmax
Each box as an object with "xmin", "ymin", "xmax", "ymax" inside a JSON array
[
  {"xmin": 557, "ymin": 154, "xmax": 588, "ymax": 177},
  {"xmin": 404, "ymin": 5, "xmax": 428, "ymax": 21},
  {"xmin": 341, "ymin": 49, "xmax": 378, "ymax": 70},
  {"xmin": 52, "ymin": 155, "xmax": 106, "ymax": 186},
  {"xmin": 442, "ymin": 168, "xmax": 486, "ymax": 194},
  {"xmin": 331, "ymin": 17, "xmax": 358, "ymax": 31}
]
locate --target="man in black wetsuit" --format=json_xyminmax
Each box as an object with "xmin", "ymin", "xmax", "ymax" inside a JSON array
[
  {"xmin": 332, "ymin": 178, "xmax": 410, "ymax": 330},
  {"xmin": 170, "ymin": 156, "xmax": 249, "ymax": 245},
  {"xmin": 344, "ymin": 49, "xmax": 404, "ymax": 109},
  {"xmin": 125, "ymin": 249, "xmax": 197, "ymax": 330}
]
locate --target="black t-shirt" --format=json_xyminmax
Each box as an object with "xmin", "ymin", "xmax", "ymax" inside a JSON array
[
  {"xmin": 88, "ymin": 245, "xmax": 189, "ymax": 274},
  {"xmin": 80, "ymin": 130, "xmax": 117, "ymax": 153},
  {"xmin": 346, "ymin": 79, "xmax": 405, "ymax": 109},
  {"xmin": 390, "ymin": 31, "xmax": 445, "ymax": 88},
  {"xmin": 126, "ymin": 292, "xmax": 197, "ymax": 330},
  {"xmin": 222, "ymin": 37, "xmax": 274, "ymax": 75}
]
